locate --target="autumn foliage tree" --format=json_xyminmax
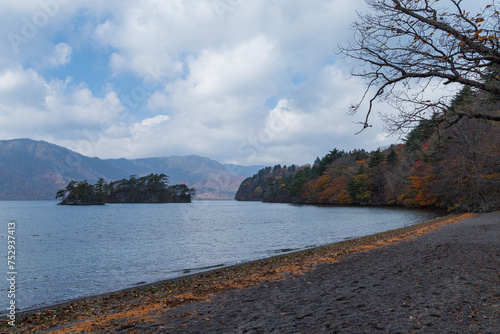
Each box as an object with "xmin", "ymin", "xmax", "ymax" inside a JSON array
[
  {"xmin": 340, "ymin": 0, "xmax": 500, "ymax": 132},
  {"xmin": 236, "ymin": 73, "xmax": 500, "ymax": 212},
  {"xmin": 404, "ymin": 87, "xmax": 500, "ymax": 211},
  {"xmin": 235, "ymin": 125, "xmax": 499, "ymax": 211}
]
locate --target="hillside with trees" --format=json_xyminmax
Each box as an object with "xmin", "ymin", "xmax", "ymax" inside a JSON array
[
  {"xmin": 236, "ymin": 86, "xmax": 500, "ymax": 212},
  {"xmin": 237, "ymin": 0, "xmax": 498, "ymax": 212},
  {"xmin": 56, "ymin": 173, "xmax": 196, "ymax": 205}
]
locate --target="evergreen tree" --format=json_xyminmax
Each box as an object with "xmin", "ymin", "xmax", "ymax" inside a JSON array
[
  {"xmin": 385, "ymin": 149, "xmax": 398, "ymax": 166},
  {"xmin": 369, "ymin": 149, "xmax": 384, "ymax": 169}
]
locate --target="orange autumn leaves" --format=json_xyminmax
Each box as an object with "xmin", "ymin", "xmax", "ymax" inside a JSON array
[{"xmin": 237, "ymin": 114, "xmax": 500, "ymax": 212}]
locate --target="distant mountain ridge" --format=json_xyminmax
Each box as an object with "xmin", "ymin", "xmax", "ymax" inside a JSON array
[{"xmin": 0, "ymin": 139, "xmax": 264, "ymax": 200}]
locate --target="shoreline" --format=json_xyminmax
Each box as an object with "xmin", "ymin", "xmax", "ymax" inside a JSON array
[
  {"xmin": 3, "ymin": 205, "xmax": 442, "ymax": 317},
  {"xmin": 0, "ymin": 212, "xmax": 485, "ymax": 332}
]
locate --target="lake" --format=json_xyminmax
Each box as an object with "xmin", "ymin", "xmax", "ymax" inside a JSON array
[{"xmin": 0, "ymin": 200, "xmax": 443, "ymax": 314}]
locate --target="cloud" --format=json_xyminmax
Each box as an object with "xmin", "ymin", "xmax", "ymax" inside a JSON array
[
  {"xmin": 162, "ymin": 34, "xmax": 282, "ymax": 124},
  {"xmin": 49, "ymin": 42, "xmax": 72, "ymax": 67},
  {"xmin": 147, "ymin": 91, "xmax": 169, "ymax": 111},
  {"xmin": 93, "ymin": 0, "xmax": 365, "ymax": 81},
  {"xmin": 0, "ymin": 68, "xmax": 26, "ymax": 92},
  {"xmin": 183, "ymin": 36, "xmax": 278, "ymax": 99},
  {"xmin": 0, "ymin": 0, "xmax": 404, "ymax": 166},
  {"xmin": 132, "ymin": 115, "xmax": 170, "ymax": 133},
  {"xmin": 0, "ymin": 67, "xmax": 125, "ymax": 143}
]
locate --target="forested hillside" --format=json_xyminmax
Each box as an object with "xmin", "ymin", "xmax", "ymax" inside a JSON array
[{"xmin": 236, "ymin": 88, "xmax": 500, "ymax": 212}]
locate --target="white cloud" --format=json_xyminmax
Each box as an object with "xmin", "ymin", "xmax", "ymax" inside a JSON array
[
  {"xmin": 0, "ymin": 68, "xmax": 26, "ymax": 92},
  {"xmin": 147, "ymin": 91, "xmax": 169, "ymax": 111},
  {"xmin": 163, "ymin": 35, "xmax": 281, "ymax": 123},
  {"xmin": 49, "ymin": 42, "xmax": 72, "ymax": 67},
  {"xmin": 132, "ymin": 115, "xmax": 170, "ymax": 133},
  {"xmin": 0, "ymin": 67, "xmax": 125, "ymax": 143},
  {"xmin": 184, "ymin": 36, "xmax": 278, "ymax": 99},
  {"xmin": 92, "ymin": 0, "xmax": 365, "ymax": 81},
  {"xmin": 0, "ymin": 0, "xmax": 407, "ymax": 166}
]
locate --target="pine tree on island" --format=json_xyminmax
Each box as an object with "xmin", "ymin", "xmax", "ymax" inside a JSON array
[{"xmin": 56, "ymin": 173, "xmax": 196, "ymax": 205}]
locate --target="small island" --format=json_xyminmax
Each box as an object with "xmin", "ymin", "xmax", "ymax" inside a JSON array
[{"xmin": 56, "ymin": 173, "xmax": 196, "ymax": 205}]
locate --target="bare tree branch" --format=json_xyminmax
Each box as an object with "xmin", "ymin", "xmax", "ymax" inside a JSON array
[{"xmin": 340, "ymin": 0, "xmax": 500, "ymax": 132}]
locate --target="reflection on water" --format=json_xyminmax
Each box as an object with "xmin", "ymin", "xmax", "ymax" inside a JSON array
[{"xmin": 0, "ymin": 200, "xmax": 442, "ymax": 313}]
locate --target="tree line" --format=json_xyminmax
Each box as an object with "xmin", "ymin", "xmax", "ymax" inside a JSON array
[
  {"xmin": 236, "ymin": 87, "xmax": 500, "ymax": 212},
  {"xmin": 56, "ymin": 173, "xmax": 196, "ymax": 205}
]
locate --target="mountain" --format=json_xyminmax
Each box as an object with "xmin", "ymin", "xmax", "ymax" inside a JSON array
[
  {"xmin": 223, "ymin": 164, "xmax": 267, "ymax": 178},
  {"xmin": 0, "ymin": 139, "xmax": 126, "ymax": 200},
  {"xmin": 105, "ymin": 156, "xmax": 245, "ymax": 200},
  {"xmin": 0, "ymin": 139, "xmax": 258, "ymax": 200}
]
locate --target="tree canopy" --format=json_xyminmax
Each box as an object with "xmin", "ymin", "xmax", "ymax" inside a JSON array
[
  {"xmin": 56, "ymin": 173, "xmax": 196, "ymax": 205},
  {"xmin": 236, "ymin": 83, "xmax": 500, "ymax": 212},
  {"xmin": 340, "ymin": 0, "xmax": 500, "ymax": 132}
]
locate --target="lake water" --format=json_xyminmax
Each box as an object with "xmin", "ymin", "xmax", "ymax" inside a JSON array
[{"xmin": 0, "ymin": 200, "xmax": 443, "ymax": 314}]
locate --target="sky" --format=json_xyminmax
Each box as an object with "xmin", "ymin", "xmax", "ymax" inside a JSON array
[{"xmin": 0, "ymin": 0, "xmax": 425, "ymax": 166}]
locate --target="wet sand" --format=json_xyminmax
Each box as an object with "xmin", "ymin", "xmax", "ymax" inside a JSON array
[{"xmin": 3, "ymin": 212, "xmax": 499, "ymax": 333}]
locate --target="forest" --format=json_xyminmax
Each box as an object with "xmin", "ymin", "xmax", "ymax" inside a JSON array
[
  {"xmin": 236, "ymin": 86, "xmax": 500, "ymax": 212},
  {"xmin": 56, "ymin": 173, "xmax": 196, "ymax": 205}
]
